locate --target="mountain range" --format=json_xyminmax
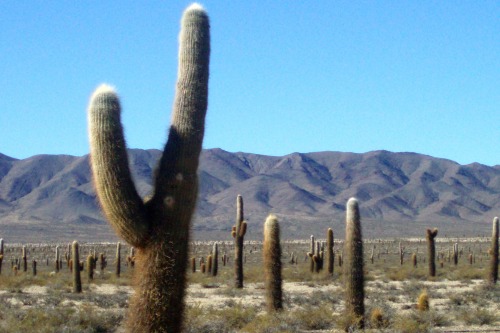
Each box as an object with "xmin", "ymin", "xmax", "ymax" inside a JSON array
[{"xmin": 0, "ymin": 149, "xmax": 499, "ymax": 242}]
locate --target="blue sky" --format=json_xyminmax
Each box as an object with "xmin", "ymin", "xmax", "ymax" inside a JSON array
[{"xmin": 1, "ymin": 1, "xmax": 498, "ymax": 165}]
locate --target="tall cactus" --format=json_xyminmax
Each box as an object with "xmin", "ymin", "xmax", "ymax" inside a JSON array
[
  {"xmin": 87, "ymin": 4, "xmax": 210, "ymax": 332},
  {"xmin": 72, "ymin": 241, "xmax": 82, "ymax": 293},
  {"xmin": 489, "ymin": 217, "xmax": 499, "ymax": 284},
  {"xmin": 344, "ymin": 198, "xmax": 364, "ymax": 329},
  {"xmin": 232, "ymin": 195, "xmax": 247, "ymax": 288},
  {"xmin": 263, "ymin": 214, "xmax": 282, "ymax": 312},
  {"xmin": 426, "ymin": 228, "xmax": 438, "ymax": 277}
]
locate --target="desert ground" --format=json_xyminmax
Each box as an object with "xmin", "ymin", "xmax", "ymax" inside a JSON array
[{"xmin": 0, "ymin": 238, "xmax": 498, "ymax": 332}]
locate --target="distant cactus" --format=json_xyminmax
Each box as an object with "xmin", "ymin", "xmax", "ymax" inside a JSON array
[
  {"xmin": 263, "ymin": 214, "xmax": 282, "ymax": 312},
  {"xmin": 207, "ymin": 254, "xmax": 212, "ymax": 274},
  {"xmin": 426, "ymin": 228, "xmax": 438, "ymax": 277},
  {"xmin": 489, "ymin": 217, "xmax": 499, "ymax": 284},
  {"xmin": 191, "ymin": 257, "xmax": 196, "ymax": 273},
  {"xmin": 72, "ymin": 241, "xmax": 82, "ymax": 293},
  {"xmin": 453, "ymin": 242, "xmax": 459, "ymax": 266},
  {"xmin": 233, "ymin": 195, "xmax": 247, "ymax": 288},
  {"xmin": 344, "ymin": 198, "xmax": 364, "ymax": 329},
  {"xmin": 32, "ymin": 260, "xmax": 37, "ymax": 276},
  {"xmin": 22, "ymin": 246, "xmax": 27, "ymax": 272},
  {"xmin": 55, "ymin": 246, "xmax": 60, "ymax": 273},
  {"xmin": 87, "ymin": 254, "xmax": 94, "ymax": 280},
  {"xmin": 87, "ymin": 4, "xmax": 210, "ymax": 331},
  {"xmin": 0, "ymin": 238, "xmax": 3, "ymax": 275},
  {"xmin": 212, "ymin": 243, "xmax": 218, "ymax": 277},
  {"xmin": 116, "ymin": 242, "xmax": 121, "ymax": 277},
  {"xmin": 412, "ymin": 253, "xmax": 417, "ymax": 268}
]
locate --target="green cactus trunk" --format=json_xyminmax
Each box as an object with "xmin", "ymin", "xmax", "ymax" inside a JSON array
[
  {"xmin": 87, "ymin": 4, "xmax": 209, "ymax": 332},
  {"xmin": 344, "ymin": 198, "xmax": 364, "ymax": 329},
  {"xmin": 233, "ymin": 195, "xmax": 247, "ymax": 288},
  {"xmin": 489, "ymin": 217, "xmax": 499, "ymax": 284},
  {"xmin": 263, "ymin": 214, "xmax": 282, "ymax": 312},
  {"xmin": 426, "ymin": 228, "xmax": 438, "ymax": 277},
  {"xmin": 72, "ymin": 241, "xmax": 82, "ymax": 293}
]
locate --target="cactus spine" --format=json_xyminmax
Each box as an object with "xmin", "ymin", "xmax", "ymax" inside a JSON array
[
  {"xmin": 233, "ymin": 195, "xmax": 247, "ymax": 288},
  {"xmin": 344, "ymin": 198, "xmax": 364, "ymax": 329},
  {"xmin": 489, "ymin": 217, "xmax": 499, "ymax": 284},
  {"xmin": 263, "ymin": 214, "xmax": 282, "ymax": 312},
  {"xmin": 426, "ymin": 228, "xmax": 438, "ymax": 277},
  {"xmin": 327, "ymin": 228, "xmax": 334, "ymax": 275},
  {"xmin": 72, "ymin": 241, "xmax": 82, "ymax": 293},
  {"xmin": 87, "ymin": 4, "xmax": 209, "ymax": 332}
]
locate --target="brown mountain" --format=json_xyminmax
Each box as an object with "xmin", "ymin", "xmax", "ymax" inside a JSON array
[{"xmin": 0, "ymin": 149, "xmax": 498, "ymax": 242}]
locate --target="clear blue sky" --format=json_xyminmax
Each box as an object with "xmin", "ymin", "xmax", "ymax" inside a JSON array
[{"xmin": 1, "ymin": 1, "xmax": 498, "ymax": 166}]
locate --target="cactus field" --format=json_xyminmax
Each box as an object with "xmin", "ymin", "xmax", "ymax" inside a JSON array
[{"xmin": 0, "ymin": 233, "xmax": 498, "ymax": 332}]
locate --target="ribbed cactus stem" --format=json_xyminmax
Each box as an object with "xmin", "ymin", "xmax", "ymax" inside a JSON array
[
  {"xmin": 72, "ymin": 241, "xmax": 82, "ymax": 293},
  {"xmin": 87, "ymin": 4, "xmax": 209, "ymax": 332},
  {"xmin": 327, "ymin": 228, "xmax": 334, "ymax": 275},
  {"xmin": 233, "ymin": 195, "xmax": 246, "ymax": 288},
  {"xmin": 489, "ymin": 217, "xmax": 499, "ymax": 284},
  {"xmin": 263, "ymin": 214, "xmax": 282, "ymax": 312},
  {"xmin": 426, "ymin": 228, "xmax": 438, "ymax": 277},
  {"xmin": 344, "ymin": 198, "xmax": 364, "ymax": 329}
]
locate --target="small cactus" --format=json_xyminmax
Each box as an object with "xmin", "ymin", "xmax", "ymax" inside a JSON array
[
  {"xmin": 32, "ymin": 260, "xmax": 37, "ymax": 276},
  {"xmin": 426, "ymin": 228, "xmax": 438, "ymax": 277},
  {"xmin": 72, "ymin": 241, "xmax": 82, "ymax": 293},
  {"xmin": 417, "ymin": 289, "xmax": 429, "ymax": 311},
  {"xmin": 489, "ymin": 217, "xmax": 499, "ymax": 284},
  {"xmin": 412, "ymin": 253, "xmax": 417, "ymax": 268},
  {"xmin": 344, "ymin": 198, "xmax": 364, "ymax": 329},
  {"xmin": 263, "ymin": 214, "xmax": 282, "ymax": 312}
]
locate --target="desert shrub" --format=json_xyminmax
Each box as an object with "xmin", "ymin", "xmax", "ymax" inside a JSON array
[{"xmin": 459, "ymin": 307, "xmax": 498, "ymax": 326}]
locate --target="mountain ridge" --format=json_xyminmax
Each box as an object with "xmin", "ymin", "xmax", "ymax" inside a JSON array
[{"xmin": 0, "ymin": 149, "xmax": 498, "ymax": 242}]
